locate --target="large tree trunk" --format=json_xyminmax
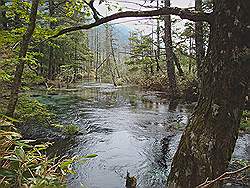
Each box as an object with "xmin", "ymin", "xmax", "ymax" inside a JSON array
[
  {"xmin": 195, "ymin": 0, "xmax": 205, "ymax": 79},
  {"xmin": 167, "ymin": 0, "xmax": 250, "ymax": 187},
  {"xmin": 6, "ymin": 0, "xmax": 39, "ymax": 117},
  {"xmin": 163, "ymin": 0, "xmax": 178, "ymax": 98}
]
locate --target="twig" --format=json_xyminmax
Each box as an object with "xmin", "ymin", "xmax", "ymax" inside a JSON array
[
  {"xmin": 28, "ymin": 167, "xmax": 35, "ymax": 179},
  {"xmin": 196, "ymin": 165, "xmax": 250, "ymax": 188},
  {"xmin": 12, "ymin": 41, "xmax": 20, "ymax": 49},
  {"xmin": 0, "ymin": 177, "xmax": 6, "ymax": 185}
]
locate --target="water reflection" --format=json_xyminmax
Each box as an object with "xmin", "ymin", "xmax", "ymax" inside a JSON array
[
  {"xmin": 33, "ymin": 83, "xmax": 249, "ymax": 188},
  {"xmin": 168, "ymin": 99, "xmax": 179, "ymax": 112}
]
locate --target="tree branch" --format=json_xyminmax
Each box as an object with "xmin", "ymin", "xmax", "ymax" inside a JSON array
[
  {"xmin": 51, "ymin": 7, "xmax": 212, "ymax": 38},
  {"xmin": 84, "ymin": 0, "xmax": 101, "ymax": 21},
  {"xmin": 196, "ymin": 165, "xmax": 250, "ymax": 188}
]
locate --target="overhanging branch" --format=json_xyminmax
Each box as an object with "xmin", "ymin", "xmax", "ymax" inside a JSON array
[{"xmin": 51, "ymin": 7, "xmax": 212, "ymax": 38}]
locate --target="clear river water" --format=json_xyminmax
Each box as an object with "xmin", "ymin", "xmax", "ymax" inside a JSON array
[{"xmin": 34, "ymin": 82, "xmax": 249, "ymax": 188}]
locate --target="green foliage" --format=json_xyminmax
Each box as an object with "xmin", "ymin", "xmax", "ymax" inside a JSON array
[
  {"xmin": 240, "ymin": 110, "xmax": 250, "ymax": 133},
  {"xmin": 0, "ymin": 119, "xmax": 65, "ymax": 188},
  {"xmin": 0, "ymin": 118, "xmax": 97, "ymax": 188},
  {"xmin": 62, "ymin": 124, "xmax": 80, "ymax": 136},
  {"xmin": 126, "ymin": 31, "xmax": 157, "ymax": 78},
  {"xmin": 0, "ymin": 0, "xmax": 94, "ymax": 93},
  {"xmin": 231, "ymin": 159, "xmax": 250, "ymax": 167},
  {"xmin": 116, "ymin": 78, "xmax": 124, "ymax": 86},
  {"xmin": 0, "ymin": 70, "xmax": 11, "ymax": 81},
  {"xmin": 59, "ymin": 154, "xmax": 97, "ymax": 175},
  {"xmin": 15, "ymin": 95, "xmax": 53, "ymax": 125},
  {"xmin": 35, "ymin": 30, "xmax": 94, "ymax": 85}
]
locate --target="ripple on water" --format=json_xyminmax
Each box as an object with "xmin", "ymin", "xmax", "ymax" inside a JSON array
[{"xmin": 33, "ymin": 84, "xmax": 249, "ymax": 188}]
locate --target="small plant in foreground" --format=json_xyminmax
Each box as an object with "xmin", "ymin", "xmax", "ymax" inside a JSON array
[{"xmin": 0, "ymin": 117, "xmax": 97, "ymax": 188}]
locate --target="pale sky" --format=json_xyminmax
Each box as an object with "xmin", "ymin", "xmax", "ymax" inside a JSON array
[{"xmin": 95, "ymin": 0, "xmax": 195, "ymax": 32}]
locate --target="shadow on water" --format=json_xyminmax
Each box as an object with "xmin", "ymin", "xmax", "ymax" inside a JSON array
[{"xmin": 33, "ymin": 82, "xmax": 249, "ymax": 188}]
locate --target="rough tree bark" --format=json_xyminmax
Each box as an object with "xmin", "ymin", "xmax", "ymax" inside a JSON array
[
  {"xmin": 167, "ymin": 0, "xmax": 250, "ymax": 187},
  {"xmin": 6, "ymin": 0, "xmax": 39, "ymax": 117},
  {"xmin": 195, "ymin": 0, "xmax": 205, "ymax": 79},
  {"xmin": 163, "ymin": 0, "xmax": 178, "ymax": 98}
]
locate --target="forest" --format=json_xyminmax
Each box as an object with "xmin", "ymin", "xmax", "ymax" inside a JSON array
[{"xmin": 0, "ymin": 0, "xmax": 249, "ymax": 188}]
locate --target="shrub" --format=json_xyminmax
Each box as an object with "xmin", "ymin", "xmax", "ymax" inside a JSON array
[
  {"xmin": 0, "ymin": 117, "xmax": 97, "ymax": 188},
  {"xmin": 0, "ymin": 119, "xmax": 66, "ymax": 187}
]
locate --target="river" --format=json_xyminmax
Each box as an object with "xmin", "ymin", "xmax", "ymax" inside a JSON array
[{"xmin": 34, "ymin": 82, "xmax": 249, "ymax": 188}]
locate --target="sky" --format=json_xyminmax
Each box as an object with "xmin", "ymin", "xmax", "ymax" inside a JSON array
[{"xmin": 94, "ymin": 0, "xmax": 195, "ymax": 32}]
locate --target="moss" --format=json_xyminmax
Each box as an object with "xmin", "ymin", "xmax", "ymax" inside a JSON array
[
  {"xmin": 240, "ymin": 121, "xmax": 250, "ymax": 132},
  {"xmin": 62, "ymin": 124, "xmax": 80, "ymax": 136},
  {"xmin": 16, "ymin": 94, "xmax": 54, "ymax": 125},
  {"xmin": 240, "ymin": 110, "xmax": 250, "ymax": 133}
]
